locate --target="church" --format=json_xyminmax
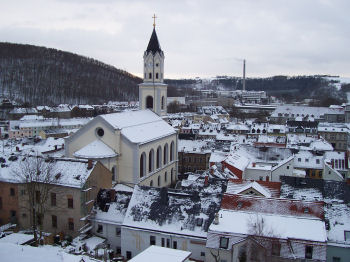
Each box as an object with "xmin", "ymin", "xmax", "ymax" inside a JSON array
[{"xmin": 65, "ymin": 24, "xmax": 178, "ymax": 188}]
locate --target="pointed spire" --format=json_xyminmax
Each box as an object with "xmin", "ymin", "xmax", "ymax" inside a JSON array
[{"xmin": 146, "ymin": 28, "xmax": 162, "ymax": 54}]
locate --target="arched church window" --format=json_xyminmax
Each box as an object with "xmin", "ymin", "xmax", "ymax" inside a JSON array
[
  {"xmin": 161, "ymin": 96, "xmax": 165, "ymax": 110},
  {"xmin": 140, "ymin": 152, "xmax": 146, "ymax": 178},
  {"xmin": 163, "ymin": 143, "xmax": 168, "ymax": 165},
  {"xmin": 170, "ymin": 141, "xmax": 174, "ymax": 161},
  {"xmin": 157, "ymin": 176, "xmax": 161, "ymax": 187},
  {"xmin": 150, "ymin": 180, "xmax": 153, "ymax": 187},
  {"xmin": 146, "ymin": 96, "xmax": 153, "ymax": 109},
  {"xmin": 149, "ymin": 149, "xmax": 154, "ymax": 172},
  {"xmin": 156, "ymin": 146, "xmax": 162, "ymax": 169},
  {"xmin": 164, "ymin": 172, "xmax": 167, "ymax": 182},
  {"xmin": 171, "ymin": 168, "xmax": 174, "ymax": 183}
]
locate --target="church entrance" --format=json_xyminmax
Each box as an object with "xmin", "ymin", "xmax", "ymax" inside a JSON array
[{"xmin": 146, "ymin": 96, "xmax": 153, "ymax": 109}]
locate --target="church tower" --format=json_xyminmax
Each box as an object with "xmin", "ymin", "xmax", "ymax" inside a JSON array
[{"xmin": 139, "ymin": 18, "xmax": 167, "ymax": 116}]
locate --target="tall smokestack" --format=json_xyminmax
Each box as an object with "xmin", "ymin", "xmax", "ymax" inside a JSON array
[{"xmin": 243, "ymin": 59, "xmax": 246, "ymax": 91}]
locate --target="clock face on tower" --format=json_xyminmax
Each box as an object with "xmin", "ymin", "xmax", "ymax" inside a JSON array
[{"xmin": 147, "ymin": 62, "xmax": 153, "ymax": 69}]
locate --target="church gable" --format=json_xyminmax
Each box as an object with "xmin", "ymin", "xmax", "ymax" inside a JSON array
[{"xmin": 65, "ymin": 116, "xmax": 118, "ymax": 158}]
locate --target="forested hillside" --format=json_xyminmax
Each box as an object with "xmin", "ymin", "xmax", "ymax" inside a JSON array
[
  {"xmin": 165, "ymin": 75, "xmax": 347, "ymax": 105},
  {"xmin": 0, "ymin": 42, "xmax": 142, "ymax": 105}
]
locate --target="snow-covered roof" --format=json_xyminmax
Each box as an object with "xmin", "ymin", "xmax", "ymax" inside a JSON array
[
  {"xmin": 130, "ymin": 246, "xmax": 191, "ymax": 262},
  {"xmin": 221, "ymin": 193, "xmax": 324, "ymax": 219},
  {"xmin": 280, "ymin": 176, "xmax": 350, "ymax": 245},
  {"xmin": 223, "ymin": 153, "xmax": 250, "ymax": 171},
  {"xmin": 0, "ymin": 156, "xmax": 96, "ymax": 188},
  {"xmin": 271, "ymin": 105, "xmax": 342, "ymax": 119},
  {"xmin": 92, "ymin": 188, "xmax": 132, "ymax": 225},
  {"xmin": 0, "ymin": 243, "xmax": 94, "ymax": 262},
  {"xmin": 226, "ymin": 179, "xmax": 281, "ymax": 198},
  {"xmin": 100, "ymin": 110, "xmax": 176, "ymax": 144},
  {"xmin": 228, "ymin": 181, "xmax": 271, "ymax": 197},
  {"xmin": 209, "ymin": 151, "xmax": 228, "ymax": 163},
  {"xmin": 209, "ymin": 209, "xmax": 327, "ymax": 242},
  {"xmin": 0, "ymin": 233, "xmax": 33, "ymax": 245},
  {"xmin": 73, "ymin": 140, "xmax": 117, "ymax": 159},
  {"xmin": 178, "ymin": 139, "xmax": 211, "ymax": 153},
  {"xmin": 101, "ymin": 110, "xmax": 160, "ymax": 129},
  {"xmin": 123, "ymin": 185, "xmax": 222, "ymax": 238}
]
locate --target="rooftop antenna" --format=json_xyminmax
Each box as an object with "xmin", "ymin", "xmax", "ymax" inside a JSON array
[{"xmin": 243, "ymin": 59, "xmax": 246, "ymax": 92}]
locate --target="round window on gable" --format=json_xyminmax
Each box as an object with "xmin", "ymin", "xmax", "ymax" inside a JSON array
[{"xmin": 96, "ymin": 128, "xmax": 104, "ymax": 137}]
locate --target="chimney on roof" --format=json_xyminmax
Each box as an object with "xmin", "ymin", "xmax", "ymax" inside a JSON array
[
  {"xmin": 213, "ymin": 213, "xmax": 219, "ymax": 225},
  {"xmin": 204, "ymin": 175, "xmax": 209, "ymax": 187},
  {"xmin": 87, "ymin": 159, "xmax": 93, "ymax": 170},
  {"xmin": 252, "ymin": 162, "xmax": 256, "ymax": 167},
  {"xmin": 109, "ymin": 189, "xmax": 116, "ymax": 202}
]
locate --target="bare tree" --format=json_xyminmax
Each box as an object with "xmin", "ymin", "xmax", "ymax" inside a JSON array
[
  {"xmin": 13, "ymin": 155, "xmax": 57, "ymax": 245},
  {"xmin": 209, "ymin": 249, "xmax": 221, "ymax": 262}
]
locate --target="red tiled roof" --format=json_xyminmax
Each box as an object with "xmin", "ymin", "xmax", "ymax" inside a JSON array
[{"xmin": 221, "ymin": 194, "xmax": 324, "ymax": 220}]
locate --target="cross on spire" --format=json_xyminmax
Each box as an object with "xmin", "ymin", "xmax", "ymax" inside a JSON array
[{"xmin": 152, "ymin": 14, "xmax": 157, "ymax": 28}]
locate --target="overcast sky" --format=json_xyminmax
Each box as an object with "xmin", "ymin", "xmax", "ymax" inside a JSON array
[{"xmin": 0, "ymin": 0, "xmax": 349, "ymax": 78}]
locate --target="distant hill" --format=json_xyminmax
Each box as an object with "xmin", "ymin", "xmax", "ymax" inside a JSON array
[
  {"xmin": 165, "ymin": 75, "xmax": 347, "ymax": 105},
  {"xmin": 0, "ymin": 42, "xmax": 142, "ymax": 105},
  {"xmin": 0, "ymin": 42, "xmax": 346, "ymax": 107}
]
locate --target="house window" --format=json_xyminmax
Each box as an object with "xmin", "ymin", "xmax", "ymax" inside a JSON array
[
  {"xmin": 116, "ymin": 227, "xmax": 121, "ymax": 236},
  {"xmin": 201, "ymin": 252, "xmax": 205, "ymax": 257},
  {"xmin": 10, "ymin": 210, "xmax": 16, "ymax": 218},
  {"xmin": 68, "ymin": 218, "xmax": 74, "ymax": 231},
  {"xmin": 126, "ymin": 251, "xmax": 132, "ymax": 259},
  {"xmin": 166, "ymin": 239, "xmax": 170, "ymax": 248},
  {"xmin": 332, "ymin": 257, "xmax": 340, "ymax": 262},
  {"xmin": 10, "ymin": 187, "xmax": 15, "ymax": 196},
  {"xmin": 20, "ymin": 189, "xmax": 26, "ymax": 195},
  {"xmin": 52, "ymin": 215, "xmax": 57, "ymax": 228},
  {"xmin": 156, "ymin": 73, "xmax": 159, "ymax": 79},
  {"xmin": 161, "ymin": 238, "xmax": 165, "ymax": 247},
  {"xmin": 97, "ymin": 224, "xmax": 103, "ymax": 233},
  {"xmin": 149, "ymin": 73, "xmax": 152, "ymax": 79},
  {"xmin": 68, "ymin": 197, "xmax": 73, "ymax": 208},
  {"xmin": 287, "ymin": 166, "xmax": 289, "ymax": 169},
  {"xmin": 305, "ymin": 158, "xmax": 309, "ymax": 163},
  {"xmin": 305, "ymin": 245, "xmax": 313, "ymax": 259},
  {"xmin": 219, "ymin": 237, "xmax": 229, "ymax": 249},
  {"xmin": 272, "ymin": 242, "xmax": 281, "ymax": 256},
  {"xmin": 316, "ymin": 159, "xmax": 320, "ymax": 164},
  {"xmin": 150, "ymin": 236, "xmax": 156, "ymax": 245},
  {"xmin": 298, "ymin": 158, "xmax": 301, "ymax": 162},
  {"xmin": 173, "ymin": 241, "xmax": 177, "ymax": 249},
  {"xmin": 344, "ymin": 231, "xmax": 350, "ymax": 241},
  {"xmin": 51, "ymin": 193, "xmax": 56, "ymax": 206},
  {"xmin": 0, "ymin": 197, "xmax": 2, "ymax": 209}
]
